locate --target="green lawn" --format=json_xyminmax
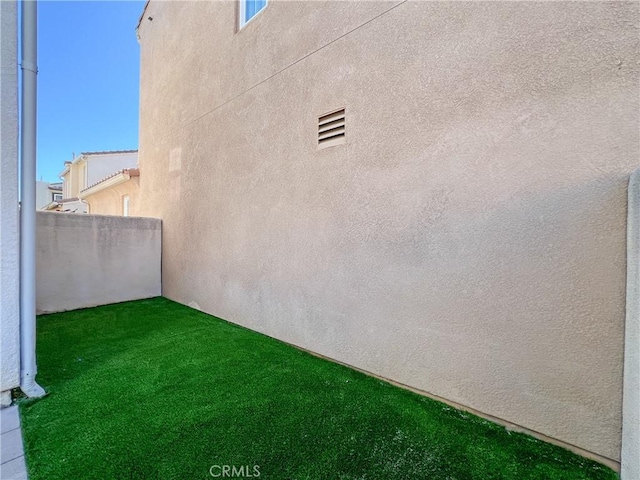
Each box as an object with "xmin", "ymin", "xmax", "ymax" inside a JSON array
[{"xmin": 18, "ymin": 297, "xmax": 616, "ymax": 479}]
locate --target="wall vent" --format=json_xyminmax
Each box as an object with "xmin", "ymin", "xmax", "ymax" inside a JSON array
[{"xmin": 318, "ymin": 108, "xmax": 345, "ymax": 148}]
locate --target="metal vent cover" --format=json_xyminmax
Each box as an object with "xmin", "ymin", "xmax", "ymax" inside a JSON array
[{"xmin": 318, "ymin": 108, "xmax": 345, "ymax": 148}]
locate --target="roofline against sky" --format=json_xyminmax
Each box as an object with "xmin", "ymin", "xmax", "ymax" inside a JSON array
[
  {"xmin": 57, "ymin": 150, "xmax": 138, "ymax": 179},
  {"xmin": 135, "ymin": 0, "xmax": 151, "ymax": 40}
]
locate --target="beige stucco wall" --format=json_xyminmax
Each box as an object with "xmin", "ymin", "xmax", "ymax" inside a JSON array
[
  {"xmin": 66, "ymin": 166, "xmax": 79, "ymax": 198},
  {"xmin": 36, "ymin": 212, "xmax": 161, "ymax": 314},
  {"xmin": 84, "ymin": 177, "xmax": 140, "ymax": 216},
  {"xmin": 137, "ymin": 0, "xmax": 639, "ymax": 462},
  {"xmin": 66, "ymin": 160, "xmax": 89, "ymax": 197},
  {"xmin": 0, "ymin": 0, "xmax": 19, "ymax": 405},
  {"xmin": 72, "ymin": 161, "xmax": 85, "ymax": 196},
  {"xmin": 61, "ymin": 171, "xmax": 70, "ymax": 198}
]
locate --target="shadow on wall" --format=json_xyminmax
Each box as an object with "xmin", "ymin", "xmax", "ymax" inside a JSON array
[
  {"xmin": 35, "ymin": 212, "xmax": 162, "ymax": 314},
  {"xmin": 165, "ymin": 170, "xmax": 630, "ymax": 463}
]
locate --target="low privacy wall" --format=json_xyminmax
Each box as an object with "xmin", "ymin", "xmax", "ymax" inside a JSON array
[{"xmin": 36, "ymin": 212, "xmax": 161, "ymax": 314}]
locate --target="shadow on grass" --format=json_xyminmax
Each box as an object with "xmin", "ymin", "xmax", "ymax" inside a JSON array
[{"xmin": 19, "ymin": 297, "xmax": 617, "ymax": 480}]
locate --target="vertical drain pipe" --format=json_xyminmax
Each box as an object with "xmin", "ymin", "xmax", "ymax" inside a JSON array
[{"xmin": 20, "ymin": 0, "xmax": 45, "ymax": 398}]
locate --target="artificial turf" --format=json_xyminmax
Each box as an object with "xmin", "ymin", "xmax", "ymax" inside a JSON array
[{"xmin": 18, "ymin": 297, "xmax": 616, "ymax": 480}]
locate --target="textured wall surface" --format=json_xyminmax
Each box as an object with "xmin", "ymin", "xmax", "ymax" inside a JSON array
[
  {"xmin": 137, "ymin": 0, "xmax": 639, "ymax": 461},
  {"xmin": 36, "ymin": 212, "xmax": 161, "ymax": 313},
  {"xmin": 0, "ymin": 0, "xmax": 20, "ymax": 402},
  {"xmin": 84, "ymin": 178, "xmax": 140, "ymax": 216},
  {"xmin": 36, "ymin": 181, "xmax": 52, "ymax": 209}
]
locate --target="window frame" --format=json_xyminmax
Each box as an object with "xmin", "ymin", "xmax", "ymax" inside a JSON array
[{"xmin": 238, "ymin": 0, "xmax": 267, "ymax": 29}]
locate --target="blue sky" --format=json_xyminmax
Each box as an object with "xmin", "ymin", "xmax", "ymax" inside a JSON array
[{"xmin": 34, "ymin": 1, "xmax": 144, "ymax": 182}]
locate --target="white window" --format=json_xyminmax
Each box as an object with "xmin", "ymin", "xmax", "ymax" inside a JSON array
[
  {"xmin": 53, "ymin": 193, "xmax": 62, "ymax": 202},
  {"xmin": 123, "ymin": 195, "xmax": 130, "ymax": 217},
  {"xmin": 239, "ymin": 0, "xmax": 267, "ymax": 28}
]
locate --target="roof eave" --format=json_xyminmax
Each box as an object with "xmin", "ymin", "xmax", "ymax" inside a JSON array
[
  {"xmin": 78, "ymin": 149, "xmax": 138, "ymax": 157},
  {"xmin": 136, "ymin": 0, "xmax": 151, "ymax": 42},
  {"xmin": 79, "ymin": 172, "xmax": 131, "ymax": 199},
  {"xmin": 42, "ymin": 202, "xmax": 59, "ymax": 210},
  {"xmin": 71, "ymin": 154, "xmax": 86, "ymax": 166}
]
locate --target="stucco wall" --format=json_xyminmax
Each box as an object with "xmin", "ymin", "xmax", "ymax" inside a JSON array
[
  {"xmin": 36, "ymin": 181, "xmax": 51, "ymax": 209},
  {"xmin": 137, "ymin": 0, "xmax": 639, "ymax": 462},
  {"xmin": 72, "ymin": 162, "xmax": 85, "ymax": 196},
  {"xmin": 85, "ymin": 152, "xmax": 138, "ymax": 187},
  {"xmin": 61, "ymin": 171, "xmax": 70, "ymax": 198},
  {"xmin": 84, "ymin": 178, "xmax": 140, "ymax": 216},
  {"xmin": 0, "ymin": 0, "xmax": 20, "ymax": 405},
  {"xmin": 36, "ymin": 212, "xmax": 161, "ymax": 314}
]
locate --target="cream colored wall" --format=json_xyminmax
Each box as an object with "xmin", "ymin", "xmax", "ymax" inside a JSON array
[
  {"xmin": 70, "ymin": 165, "xmax": 77, "ymax": 196},
  {"xmin": 137, "ymin": 0, "xmax": 639, "ymax": 462},
  {"xmin": 61, "ymin": 171, "xmax": 71, "ymax": 198},
  {"xmin": 84, "ymin": 178, "xmax": 140, "ymax": 216},
  {"xmin": 70, "ymin": 161, "xmax": 85, "ymax": 195},
  {"xmin": 0, "ymin": 0, "xmax": 19, "ymax": 406},
  {"xmin": 36, "ymin": 212, "xmax": 161, "ymax": 313},
  {"xmin": 62, "ymin": 164, "xmax": 83, "ymax": 198}
]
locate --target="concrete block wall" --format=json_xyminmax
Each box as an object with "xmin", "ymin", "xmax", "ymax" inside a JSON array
[{"xmin": 36, "ymin": 212, "xmax": 161, "ymax": 314}]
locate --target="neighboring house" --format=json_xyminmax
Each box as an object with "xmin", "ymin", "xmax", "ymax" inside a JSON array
[
  {"xmin": 36, "ymin": 181, "xmax": 62, "ymax": 210},
  {"xmin": 79, "ymin": 168, "xmax": 140, "ymax": 216},
  {"xmin": 48, "ymin": 150, "xmax": 138, "ymax": 214},
  {"xmin": 135, "ymin": 0, "xmax": 639, "ymax": 470}
]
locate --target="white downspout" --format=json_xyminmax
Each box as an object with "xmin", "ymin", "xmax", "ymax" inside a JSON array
[{"xmin": 20, "ymin": 0, "xmax": 45, "ymax": 398}]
